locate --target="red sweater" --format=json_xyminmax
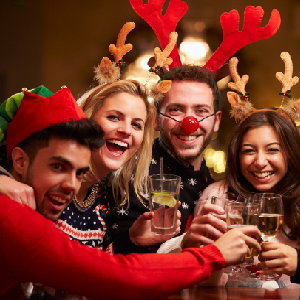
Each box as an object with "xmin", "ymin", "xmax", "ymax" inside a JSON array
[{"xmin": 0, "ymin": 195, "xmax": 225, "ymax": 300}]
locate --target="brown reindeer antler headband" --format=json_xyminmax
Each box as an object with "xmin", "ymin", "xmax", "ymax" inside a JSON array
[{"xmin": 227, "ymin": 52, "xmax": 300, "ymax": 124}]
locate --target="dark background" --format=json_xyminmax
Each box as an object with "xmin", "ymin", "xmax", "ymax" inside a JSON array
[{"xmin": 1, "ymin": 0, "xmax": 300, "ymax": 178}]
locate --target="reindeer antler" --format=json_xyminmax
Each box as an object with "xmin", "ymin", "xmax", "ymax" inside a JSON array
[
  {"xmin": 228, "ymin": 57, "xmax": 249, "ymax": 96},
  {"xmin": 109, "ymin": 22, "xmax": 135, "ymax": 63},
  {"xmin": 205, "ymin": 6, "xmax": 281, "ymax": 72},
  {"xmin": 227, "ymin": 57, "xmax": 253, "ymax": 121},
  {"xmin": 129, "ymin": 0, "xmax": 187, "ymax": 69},
  {"xmin": 276, "ymin": 52, "xmax": 299, "ymax": 94},
  {"xmin": 153, "ymin": 32, "xmax": 178, "ymax": 70}
]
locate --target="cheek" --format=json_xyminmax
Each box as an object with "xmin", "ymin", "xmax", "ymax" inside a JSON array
[
  {"xmin": 132, "ymin": 132, "xmax": 144, "ymax": 151},
  {"xmin": 239, "ymin": 156, "xmax": 249, "ymax": 174}
]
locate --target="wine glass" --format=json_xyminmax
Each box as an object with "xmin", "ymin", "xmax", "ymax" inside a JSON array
[
  {"xmin": 225, "ymin": 195, "xmax": 260, "ymax": 277},
  {"xmin": 256, "ymin": 193, "xmax": 284, "ymax": 281}
]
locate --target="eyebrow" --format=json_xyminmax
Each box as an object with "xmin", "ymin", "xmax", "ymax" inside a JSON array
[
  {"xmin": 50, "ymin": 156, "xmax": 90, "ymax": 172},
  {"xmin": 241, "ymin": 142, "xmax": 280, "ymax": 147}
]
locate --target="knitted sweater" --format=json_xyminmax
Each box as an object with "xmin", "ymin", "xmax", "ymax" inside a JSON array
[
  {"xmin": 0, "ymin": 195, "xmax": 225, "ymax": 300},
  {"xmin": 106, "ymin": 138, "xmax": 214, "ymax": 254}
]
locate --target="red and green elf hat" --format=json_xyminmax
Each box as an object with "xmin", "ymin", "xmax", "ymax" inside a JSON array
[
  {"xmin": 0, "ymin": 85, "xmax": 53, "ymax": 143},
  {"xmin": 6, "ymin": 86, "xmax": 86, "ymax": 160}
]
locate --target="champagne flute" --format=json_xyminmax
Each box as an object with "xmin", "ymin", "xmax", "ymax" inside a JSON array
[{"xmin": 256, "ymin": 193, "xmax": 284, "ymax": 281}]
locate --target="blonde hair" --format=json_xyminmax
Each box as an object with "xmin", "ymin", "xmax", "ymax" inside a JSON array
[{"xmin": 79, "ymin": 80, "xmax": 156, "ymax": 207}]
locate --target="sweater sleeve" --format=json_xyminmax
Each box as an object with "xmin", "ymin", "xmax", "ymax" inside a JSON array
[
  {"xmin": 290, "ymin": 248, "xmax": 300, "ymax": 283},
  {"xmin": 0, "ymin": 196, "xmax": 225, "ymax": 300}
]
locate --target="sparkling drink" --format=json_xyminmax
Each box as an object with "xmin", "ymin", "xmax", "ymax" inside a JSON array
[
  {"xmin": 150, "ymin": 192, "xmax": 179, "ymax": 235},
  {"xmin": 227, "ymin": 212, "xmax": 243, "ymax": 226},
  {"xmin": 259, "ymin": 213, "xmax": 283, "ymax": 240},
  {"xmin": 148, "ymin": 174, "xmax": 181, "ymax": 235}
]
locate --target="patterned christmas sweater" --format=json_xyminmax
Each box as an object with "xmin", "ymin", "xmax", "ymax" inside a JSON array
[
  {"xmin": 106, "ymin": 137, "xmax": 214, "ymax": 254},
  {"xmin": 55, "ymin": 178, "xmax": 113, "ymax": 253}
]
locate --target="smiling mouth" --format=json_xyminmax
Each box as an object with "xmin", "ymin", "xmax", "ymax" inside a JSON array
[
  {"xmin": 49, "ymin": 195, "xmax": 67, "ymax": 206},
  {"xmin": 253, "ymin": 171, "xmax": 273, "ymax": 179},
  {"xmin": 106, "ymin": 139, "xmax": 128, "ymax": 155},
  {"xmin": 176, "ymin": 134, "xmax": 199, "ymax": 141}
]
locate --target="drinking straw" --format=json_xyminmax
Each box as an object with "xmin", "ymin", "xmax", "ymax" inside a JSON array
[{"xmin": 160, "ymin": 157, "xmax": 163, "ymax": 192}]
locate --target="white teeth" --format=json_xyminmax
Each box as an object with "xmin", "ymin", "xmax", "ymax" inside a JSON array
[
  {"xmin": 178, "ymin": 135, "xmax": 197, "ymax": 141},
  {"xmin": 253, "ymin": 172, "xmax": 272, "ymax": 178},
  {"xmin": 51, "ymin": 196, "xmax": 65, "ymax": 203},
  {"xmin": 107, "ymin": 139, "xmax": 128, "ymax": 147}
]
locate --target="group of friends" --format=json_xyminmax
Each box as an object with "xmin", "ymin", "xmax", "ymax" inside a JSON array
[{"xmin": 2, "ymin": 3, "xmax": 300, "ymax": 299}]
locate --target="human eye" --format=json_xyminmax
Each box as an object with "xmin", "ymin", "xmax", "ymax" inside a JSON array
[
  {"xmin": 167, "ymin": 106, "xmax": 182, "ymax": 116},
  {"xmin": 241, "ymin": 148, "xmax": 254, "ymax": 155},
  {"xmin": 268, "ymin": 147, "xmax": 280, "ymax": 153},
  {"xmin": 107, "ymin": 115, "xmax": 119, "ymax": 122},
  {"xmin": 52, "ymin": 163, "xmax": 64, "ymax": 172},
  {"xmin": 132, "ymin": 121, "xmax": 143, "ymax": 131},
  {"xmin": 76, "ymin": 169, "xmax": 88, "ymax": 181},
  {"xmin": 196, "ymin": 108, "xmax": 208, "ymax": 116}
]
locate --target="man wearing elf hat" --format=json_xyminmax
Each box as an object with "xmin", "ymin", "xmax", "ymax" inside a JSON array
[
  {"xmin": 106, "ymin": 2, "xmax": 281, "ymax": 255},
  {"xmin": 0, "ymin": 85, "xmax": 262, "ymax": 299}
]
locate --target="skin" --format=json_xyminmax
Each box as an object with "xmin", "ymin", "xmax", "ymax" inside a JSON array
[
  {"xmin": 239, "ymin": 126, "xmax": 288, "ymax": 192},
  {"xmin": 155, "ymin": 81, "xmax": 221, "ymax": 171},
  {"xmin": 11, "ymin": 138, "xmax": 91, "ymax": 221},
  {"xmin": 90, "ymin": 92, "xmax": 147, "ymax": 181}
]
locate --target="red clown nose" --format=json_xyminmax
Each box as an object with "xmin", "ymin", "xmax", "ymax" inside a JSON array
[{"xmin": 181, "ymin": 116, "xmax": 199, "ymax": 133}]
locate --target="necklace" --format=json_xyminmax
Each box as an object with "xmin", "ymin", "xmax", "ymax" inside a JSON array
[{"xmin": 73, "ymin": 182, "xmax": 100, "ymax": 212}]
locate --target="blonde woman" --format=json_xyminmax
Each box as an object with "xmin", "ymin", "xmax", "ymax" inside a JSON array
[{"xmin": 0, "ymin": 80, "xmax": 179, "ymax": 254}]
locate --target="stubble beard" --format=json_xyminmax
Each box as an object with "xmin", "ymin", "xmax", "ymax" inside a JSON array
[
  {"xmin": 160, "ymin": 123, "xmax": 215, "ymax": 163},
  {"xmin": 24, "ymin": 165, "xmax": 59, "ymax": 222}
]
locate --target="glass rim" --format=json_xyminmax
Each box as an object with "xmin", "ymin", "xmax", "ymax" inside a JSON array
[
  {"xmin": 148, "ymin": 174, "xmax": 181, "ymax": 181},
  {"xmin": 255, "ymin": 193, "xmax": 282, "ymax": 198}
]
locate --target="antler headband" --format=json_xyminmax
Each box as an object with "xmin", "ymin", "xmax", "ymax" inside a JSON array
[
  {"xmin": 130, "ymin": 1, "xmax": 281, "ymax": 76},
  {"xmin": 227, "ymin": 52, "xmax": 300, "ymax": 124}
]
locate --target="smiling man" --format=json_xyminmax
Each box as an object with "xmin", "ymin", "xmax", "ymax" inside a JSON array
[
  {"xmin": 106, "ymin": 65, "xmax": 222, "ymax": 254},
  {"xmin": 4, "ymin": 87, "xmax": 103, "ymax": 222}
]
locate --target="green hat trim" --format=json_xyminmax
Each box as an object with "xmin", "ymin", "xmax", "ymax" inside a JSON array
[{"xmin": 0, "ymin": 85, "xmax": 53, "ymax": 143}]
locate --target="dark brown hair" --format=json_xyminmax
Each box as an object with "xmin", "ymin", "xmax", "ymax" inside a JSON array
[
  {"xmin": 226, "ymin": 110, "xmax": 300, "ymax": 241},
  {"xmin": 155, "ymin": 65, "xmax": 220, "ymax": 114}
]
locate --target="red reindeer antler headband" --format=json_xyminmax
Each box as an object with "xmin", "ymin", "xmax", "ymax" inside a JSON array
[{"xmin": 130, "ymin": 1, "xmax": 281, "ymax": 76}]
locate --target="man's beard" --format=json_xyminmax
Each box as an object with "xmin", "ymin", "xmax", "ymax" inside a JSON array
[
  {"xmin": 160, "ymin": 125, "xmax": 215, "ymax": 163},
  {"xmin": 24, "ymin": 165, "xmax": 59, "ymax": 222}
]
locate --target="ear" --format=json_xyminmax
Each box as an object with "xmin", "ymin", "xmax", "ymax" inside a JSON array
[
  {"xmin": 213, "ymin": 111, "xmax": 222, "ymax": 132},
  {"xmin": 11, "ymin": 147, "xmax": 30, "ymax": 177}
]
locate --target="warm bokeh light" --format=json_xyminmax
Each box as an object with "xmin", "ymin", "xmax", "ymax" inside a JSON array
[
  {"xmin": 204, "ymin": 145, "xmax": 227, "ymax": 174},
  {"xmin": 180, "ymin": 38, "xmax": 209, "ymax": 60}
]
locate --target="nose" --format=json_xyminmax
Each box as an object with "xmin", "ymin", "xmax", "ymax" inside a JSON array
[
  {"xmin": 118, "ymin": 121, "xmax": 132, "ymax": 136},
  {"xmin": 61, "ymin": 173, "xmax": 78, "ymax": 195},
  {"xmin": 181, "ymin": 116, "xmax": 199, "ymax": 133},
  {"xmin": 254, "ymin": 151, "xmax": 267, "ymax": 168}
]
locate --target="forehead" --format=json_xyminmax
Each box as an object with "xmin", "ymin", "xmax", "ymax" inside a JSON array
[
  {"xmin": 33, "ymin": 138, "xmax": 91, "ymax": 168},
  {"xmin": 95, "ymin": 92, "xmax": 147, "ymax": 121},
  {"xmin": 163, "ymin": 81, "xmax": 214, "ymax": 108},
  {"xmin": 241, "ymin": 126, "xmax": 279, "ymax": 144}
]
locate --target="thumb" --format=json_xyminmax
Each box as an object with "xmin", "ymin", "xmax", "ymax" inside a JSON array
[{"xmin": 139, "ymin": 211, "xmax": 154, "ymax": 221}]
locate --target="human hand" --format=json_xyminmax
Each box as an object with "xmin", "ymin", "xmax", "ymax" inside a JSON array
[
  {"xmin": 182, "ymin": 203, "xmax": 227, "ymax": 249},
  {"xmin": 129, "ymin": 210, "xmax": 181, "ymax": 247},
  {"xmin": 257, "ymin": 242, "xmax": 298, "ymax": 276},
  {"xmin": 0, "ymin": 175, "xmax": 36, "ymax": 209},
  {"xmin": 214, "ymin": 225, "xmax": 261, "ymax": 267}
]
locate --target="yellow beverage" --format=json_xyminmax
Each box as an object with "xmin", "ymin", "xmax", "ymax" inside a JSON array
[{"xmin": 259, "ymin": 213, "xmax": 283, "ymax": 241}]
